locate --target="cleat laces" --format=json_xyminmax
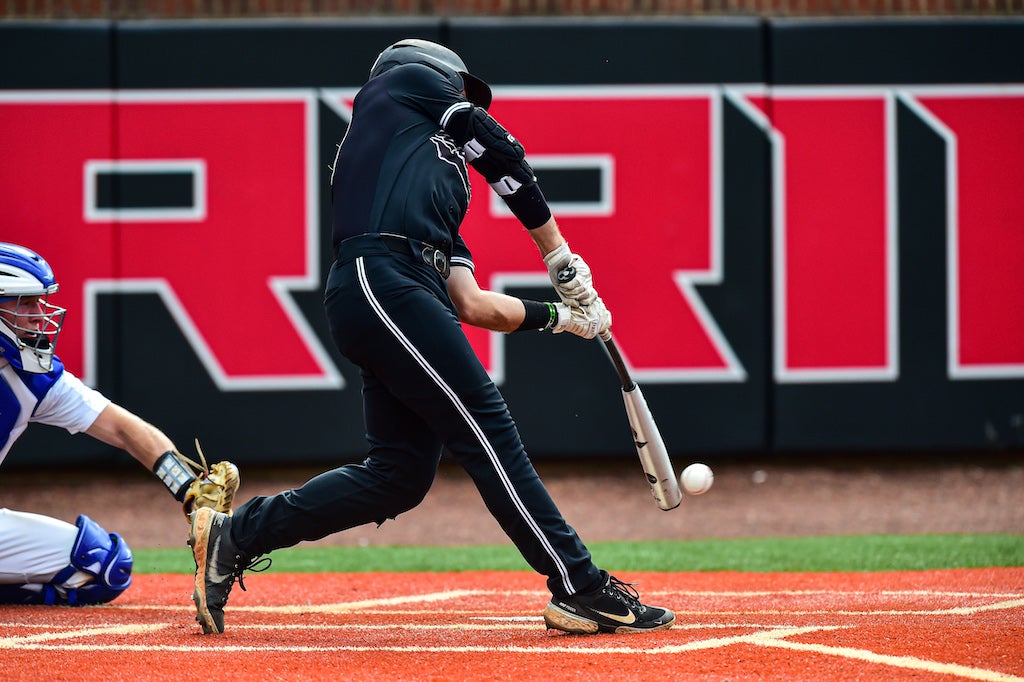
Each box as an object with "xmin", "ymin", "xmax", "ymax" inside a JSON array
[
  {"xmin": 233, "ymin": 556, "xmax": 271, "ymax": 592},
  {"xmin": 606, "ymin": 575, "xmax": 647, "ymax": 615}
]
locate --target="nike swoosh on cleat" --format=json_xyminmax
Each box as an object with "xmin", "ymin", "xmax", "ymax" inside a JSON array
[
  {"xmin": 207, "ymin": 535, "xmax": 233, "ymax": 584},
  {"xmin": 594, "ymin": 609, "xmax": 637, "ymax": 625}
]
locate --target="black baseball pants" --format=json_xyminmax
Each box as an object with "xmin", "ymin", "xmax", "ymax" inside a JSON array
[{"xmin": 230, "ymin": 250, "xmax": 603, "ymax": 598}]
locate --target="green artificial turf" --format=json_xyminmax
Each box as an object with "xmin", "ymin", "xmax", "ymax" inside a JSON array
[{"xmin": 133, "ymin": 533, "xmax": 1024, "ymax": 574}]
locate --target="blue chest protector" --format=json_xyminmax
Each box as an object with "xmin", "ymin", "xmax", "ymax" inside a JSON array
[{"xmin": 0, "ymin": 357, "xmax": 64, "ymax": 457}]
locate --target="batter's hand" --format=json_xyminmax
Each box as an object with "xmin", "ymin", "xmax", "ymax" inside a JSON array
[
  {"xmin": 543, "ymin": 242, "xmax": 598, "ymax": 307},
  {"xmin": 551, "ymin": 299, "xmax": 612, "ymax": 340}
]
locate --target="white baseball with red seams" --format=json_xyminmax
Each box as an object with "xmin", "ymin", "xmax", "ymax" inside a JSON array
[{"xmin": 680, "ymin": 463, "xmax": 714, "ymax": 495}]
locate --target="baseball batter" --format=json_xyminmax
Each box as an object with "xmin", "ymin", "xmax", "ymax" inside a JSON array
[
  {"xmin": 189, "ymin": 39, "xmax": 675, "ymax": 636},
  {"xmin": 0, "ymin": 242, "xmax": 237, "ymax": 605}
]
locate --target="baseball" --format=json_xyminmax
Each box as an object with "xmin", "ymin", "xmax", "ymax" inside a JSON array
[{"xmin": 680, "ymin": 463, "xmax": 714, "ymax": 495}]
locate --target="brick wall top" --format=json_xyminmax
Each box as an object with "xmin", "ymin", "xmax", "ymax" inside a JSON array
[{"xmin": 2, "ymin": 0, "xmax": 1022, "ymax": 18}]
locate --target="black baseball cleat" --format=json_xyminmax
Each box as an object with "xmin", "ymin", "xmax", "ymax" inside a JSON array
[
  {"xmin": 188, "ymin": 507, "xmax": 269, "ymax": 634},
  {"xmin": 543, "ymin": 571, "xmax": 675, "ymax": 634}
]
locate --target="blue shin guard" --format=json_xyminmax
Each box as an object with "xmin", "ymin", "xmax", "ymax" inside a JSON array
[{"xmin": 5, "ymin": 515, "xmax": 135, "ymax": 606}]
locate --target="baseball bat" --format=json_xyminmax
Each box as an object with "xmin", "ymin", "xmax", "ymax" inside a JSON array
[
  {"xmin": 599, "ymin": 330, "xmax": 682, "ymax": 511},
  {"xmin": 553, "ymin": 262, "xmax": 681, "ymax": 510}
]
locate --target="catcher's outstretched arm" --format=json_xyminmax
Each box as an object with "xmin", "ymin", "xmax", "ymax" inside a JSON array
[
  {"xmin": 85, "ymin": 402, "xmax": 175, "ymax": 470},
  {"xmin": 84, "ymin": 404, "xmax": 239, "ymax": 524}
]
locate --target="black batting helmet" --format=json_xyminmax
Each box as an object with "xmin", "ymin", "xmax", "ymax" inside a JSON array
[{"xmin": 369, "ymin": 38, "xmax": 492, "ymax": 110}]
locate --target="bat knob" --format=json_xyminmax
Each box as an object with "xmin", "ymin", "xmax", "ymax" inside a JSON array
[{"xmin": 556, "ymin": 266, "xmax": 576, "ymax": 283}]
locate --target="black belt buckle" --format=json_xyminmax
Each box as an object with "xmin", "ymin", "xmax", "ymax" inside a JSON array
[{"xmin": 422, "ymin": 245, "xmax": 449, "ymax": 278}]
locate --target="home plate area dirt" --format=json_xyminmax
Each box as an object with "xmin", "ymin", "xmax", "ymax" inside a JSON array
[{"xmin": 2, "ymin": 568, "xmax": 1022, "ymax": 681}]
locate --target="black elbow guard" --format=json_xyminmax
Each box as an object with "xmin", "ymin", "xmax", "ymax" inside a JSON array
[
  {"xmin": 461, "ymin": 108, "xmax": 534, "ymax": 185},
  {"xmin": 451, "ymin": 107, "xmax": 550, "ymax": 227}
]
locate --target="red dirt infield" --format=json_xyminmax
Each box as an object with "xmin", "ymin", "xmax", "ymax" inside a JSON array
[{"xmin": 2, "ymin": 568, "xmax": 1022, "ymax": 681}]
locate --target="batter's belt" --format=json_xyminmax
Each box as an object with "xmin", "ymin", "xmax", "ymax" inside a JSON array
[{"xmin": 333, "ymin": 232, "xmax": 450, "ymax": 279}]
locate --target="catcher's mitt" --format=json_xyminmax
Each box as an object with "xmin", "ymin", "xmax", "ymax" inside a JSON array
[{"xmin": 180, "ymin": 438, "xmax": 240, "ymax": 524}]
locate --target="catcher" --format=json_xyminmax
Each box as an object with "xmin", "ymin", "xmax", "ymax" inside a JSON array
[{"xmin": 0, "ymin": 242, "xmax": 238, "ymax": 606}]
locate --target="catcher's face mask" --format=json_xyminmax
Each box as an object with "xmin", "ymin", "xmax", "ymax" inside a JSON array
[{"xmin": 0, "ymin": 294, "xmax": 66, "ymax": 373}]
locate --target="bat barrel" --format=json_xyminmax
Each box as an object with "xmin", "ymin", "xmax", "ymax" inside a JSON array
[{"xmin": 619, "ymin": 377, "xmax": 682, "ymax": 511}]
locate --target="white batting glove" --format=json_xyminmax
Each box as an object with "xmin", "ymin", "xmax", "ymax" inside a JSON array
[
  {"xmin": 543, "ymin": 242, "xmax": 598, "ymax": 307},
  {"xmin": 551, "ymin": 298, "xmax": 612, "ymax": 340}
]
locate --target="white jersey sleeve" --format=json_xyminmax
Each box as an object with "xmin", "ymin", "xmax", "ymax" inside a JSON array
[{"xmin": 31, "ymin": 370, "xmax": 111, "ymax": 434}]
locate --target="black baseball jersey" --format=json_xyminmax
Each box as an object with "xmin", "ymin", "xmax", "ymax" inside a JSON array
[{"xmin": 331, "ymin": 63, "xmax": 472, "ymax": 267}]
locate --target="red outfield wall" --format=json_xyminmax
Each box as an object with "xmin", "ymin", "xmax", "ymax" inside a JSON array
[{"xmin": 1, "ymin": 19, "xmax": 1022, "ymax": 463}]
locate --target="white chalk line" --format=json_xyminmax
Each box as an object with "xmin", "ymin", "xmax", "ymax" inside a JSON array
[
  {"xmin": 749, "ymin": 630, "xmax": 1024, "ymax": 682},
  {"xmin": 95, "ymin": 588, "xmax": 483, "ymax": 614},
  {"xmin": 0, "ymin": 620, "xmax": 819, "ymax": 631},
  {"xmin": 672, "ymin": 596, "xmax": 1024, "ymax": 617},
  {"xmin": 211, "ymin": 621, "xmax": 834, "ymax": 632},
  {"xmin": 670, "ymin": 590, "xmax": 1024, "ymax": 598},
  {"xmin": 0, "ymin": 623, "xmax": 168, "ymax": 648},
  {"xmin": 0, "ymin": 625, "xmax": 848, "ymax": 653},
  {"xmin": 228, "ymin": 588, "xmax": 483, "ymax": 613}
]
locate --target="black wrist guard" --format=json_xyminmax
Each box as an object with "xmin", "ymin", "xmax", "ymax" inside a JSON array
[
  {"xmin": 504, "ymin": 183, "xmax": 553, "ymax": 229},
  {"xmin": 153, "ymin": 450, "xmax": 197, "ymax": 501},
  {"xmin": 516, "ymin": 300, "xmax": 557, "ymax": 332}
]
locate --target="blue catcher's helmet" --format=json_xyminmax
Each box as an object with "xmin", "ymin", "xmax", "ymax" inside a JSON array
[
  {"xmin": 369, "ymin": 38, "xmax": 492, "ymax": 110},
  {"xmin": 0, "ymin": 243, "xmax": 66, "ymax": 373}
]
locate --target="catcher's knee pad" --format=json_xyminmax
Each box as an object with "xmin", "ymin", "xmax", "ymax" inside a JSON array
[{"xmin": 47, "ymin": 515, "xmax": 134, "ymax": 605}]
